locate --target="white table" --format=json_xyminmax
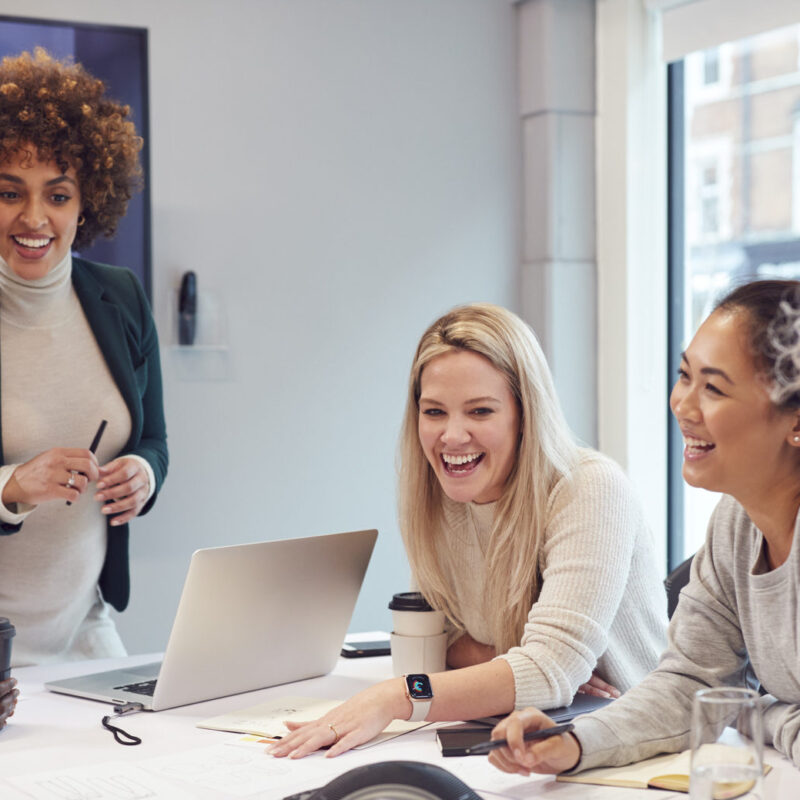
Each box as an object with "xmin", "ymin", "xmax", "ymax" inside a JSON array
[{"xmin": 1, "ymin": 653, "xmax": 798, "ymax": 799}]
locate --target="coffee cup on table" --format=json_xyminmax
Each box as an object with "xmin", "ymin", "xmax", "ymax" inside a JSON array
[
  {"xmin": 0, "ymin": 618, "xmax": 15, "ymax": 680},
  {"xmin": 388, "ymin": 592, "xmax": 447, "ymax": 677}
]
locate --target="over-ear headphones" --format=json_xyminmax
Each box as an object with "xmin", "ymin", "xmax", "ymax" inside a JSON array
[{"xmin": 282, "ymin": 760, "xmax": 481, "ymax": 800}]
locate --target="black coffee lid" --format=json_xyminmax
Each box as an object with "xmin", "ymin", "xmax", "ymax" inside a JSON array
[
  {"xmin": 388, "ymin": 592, "xmax": 434, "ymax": 612},
  {"xmin": 0, "ymin": 618, "xmax": 14, "ymax": 637}
]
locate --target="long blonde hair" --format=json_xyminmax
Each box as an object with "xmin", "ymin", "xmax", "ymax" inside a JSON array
[{"xmin": 398, "ymin": 303, "xmax": 580, "ymax": 655}]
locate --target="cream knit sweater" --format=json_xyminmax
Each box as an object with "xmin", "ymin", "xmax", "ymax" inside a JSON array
[{"xmin": 436, "ymin": 450, "xmax": 667, "ymax": 710}]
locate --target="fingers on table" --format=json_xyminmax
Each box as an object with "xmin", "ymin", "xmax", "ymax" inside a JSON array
[{"xmin": 269, "ymin": 720, "xmax": 349, "ymax": 759}]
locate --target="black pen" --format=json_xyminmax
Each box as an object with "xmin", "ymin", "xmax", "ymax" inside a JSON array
[
  {"xmin": 89, "ymin": 420, "xmax": 108, "ymax": 454},
  {"xmin": 463, "ymin": 722, "xmax": 574, "ymax": 756},
  {"xmin": 66, "ymin": 419, "xmax": 108, "ymax": 506}
]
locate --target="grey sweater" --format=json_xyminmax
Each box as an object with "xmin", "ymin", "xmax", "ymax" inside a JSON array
[{"xmin": 574, "ymin": 493, "xmax": 800, "ymax": 770}]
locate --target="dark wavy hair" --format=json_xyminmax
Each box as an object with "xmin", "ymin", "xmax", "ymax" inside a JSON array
[
  {"xmin": 0, "ymin": 48, "xmax": 142, "ymax": 250},
  {"xmin": 715, "ymin": 279, "xmax": 800, "ymax": 410}
]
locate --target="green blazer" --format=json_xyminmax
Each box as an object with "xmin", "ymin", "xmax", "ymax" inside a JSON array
[{"xmin": 0, "ymin": 257, "xmax": 169, "ymax": 612}]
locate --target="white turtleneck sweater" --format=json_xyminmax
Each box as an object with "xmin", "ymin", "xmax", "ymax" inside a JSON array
[
  {"xmin": 436, "ymin": 450, "xmax": 667, "ymax": 710},
  {"xmin": 0, "ymin": 252, "xmax": 134, "ymax": 666}
]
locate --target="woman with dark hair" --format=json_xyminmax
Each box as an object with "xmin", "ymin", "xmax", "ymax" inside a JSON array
[
  {"xmin": 488, "ymin": 279, "xmax": 800, "ymax": 774},
  {"xmin": 0, "ymin": 48, "xmax": 168, "ymax": 675}
]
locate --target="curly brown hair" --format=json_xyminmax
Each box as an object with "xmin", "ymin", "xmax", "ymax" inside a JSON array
[{"xmin": 0, "ymin": 47, "xmax": 143, "ymax": 250}]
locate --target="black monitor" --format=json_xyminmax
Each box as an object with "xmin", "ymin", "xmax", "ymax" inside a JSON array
[{"xmin": 0, "ymin": 15, "xmax": 151, "ymax": 300}]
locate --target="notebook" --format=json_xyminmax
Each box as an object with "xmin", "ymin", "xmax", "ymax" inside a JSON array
[
  {"xmin": 45, "ymin": 529, "xmax": 377, "ymax": 710},
  {"xmin": 556, "ymin": 745, "xmax": 770, "ymax": 793}
]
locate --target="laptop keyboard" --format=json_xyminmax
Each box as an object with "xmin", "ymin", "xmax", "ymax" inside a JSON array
[{"xmin": 113, "ymin": 679, "xmax": 157, "ymax": 697}]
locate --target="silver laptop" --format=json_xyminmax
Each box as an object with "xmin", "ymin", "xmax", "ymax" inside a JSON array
[{"xmin": 45, "ymin": 529, "xmax": 377, "ymax": 710}]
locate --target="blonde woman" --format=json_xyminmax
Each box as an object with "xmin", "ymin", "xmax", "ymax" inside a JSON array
[{"xmin": 269, "ymin": 303, "xmax": 666, "ymax": 759}]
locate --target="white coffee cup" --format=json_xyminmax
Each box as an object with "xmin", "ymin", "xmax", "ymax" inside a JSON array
[{"xmin": 388, "ymin": 592, "xmax": 446, "ymax": 677}]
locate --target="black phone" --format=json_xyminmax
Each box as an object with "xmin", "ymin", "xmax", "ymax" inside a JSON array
[
  {"xmin": 340, "ymin": 639, "xmax": 391, "ymax": 658},
  {"xmin": 436, "ymin": 725, "xmax": 493, "ymax": 757}
]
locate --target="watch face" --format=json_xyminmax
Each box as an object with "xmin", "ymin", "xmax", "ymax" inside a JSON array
[{"xmin": 406, "ymin": 673, "xmax": 433, "ymax": 700}]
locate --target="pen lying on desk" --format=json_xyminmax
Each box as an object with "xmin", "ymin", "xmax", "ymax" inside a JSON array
[{"xmin": 463, "ymin": 722, "xmax": 575, "ymax": 756}]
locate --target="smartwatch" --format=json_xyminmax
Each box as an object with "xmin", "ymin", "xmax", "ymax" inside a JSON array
[{"xmin": 403, "ymin": 673, "xmax": 433, "ymax": 722}]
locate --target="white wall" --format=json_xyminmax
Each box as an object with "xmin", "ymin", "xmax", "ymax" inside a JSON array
[{"xmin": 8, "ymin": 0, "xmax": 521, "ymax": 652}]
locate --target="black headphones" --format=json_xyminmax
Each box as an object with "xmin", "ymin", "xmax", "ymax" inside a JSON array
[{"xmin": 282, "ymin": 760, "xmax": 481, "ymax": 800}]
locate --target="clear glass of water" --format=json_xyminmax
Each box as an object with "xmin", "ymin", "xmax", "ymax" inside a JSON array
[{"xmin": 690, "ymin": 687, "xmax": 763, "ymax": 800}]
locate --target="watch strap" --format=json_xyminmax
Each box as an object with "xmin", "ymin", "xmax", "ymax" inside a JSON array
[{"xmin": 407, "ymin": 696, "xmax": 431, "ymax": 722}]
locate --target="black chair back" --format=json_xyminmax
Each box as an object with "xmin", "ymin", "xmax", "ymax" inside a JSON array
[{"xmin": 664, "ymin": 555, "xmax": 694, "ymax": 619}]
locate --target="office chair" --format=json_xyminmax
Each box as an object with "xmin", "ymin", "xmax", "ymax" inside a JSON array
[{"xmin": 664, "ymin": 555, "xmax": 694, "ymax": 619}]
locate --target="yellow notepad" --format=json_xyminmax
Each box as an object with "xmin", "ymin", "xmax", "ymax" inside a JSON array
[{"xmin": 557, "ymin": 745, "xmax": 771, "ymax": 795}]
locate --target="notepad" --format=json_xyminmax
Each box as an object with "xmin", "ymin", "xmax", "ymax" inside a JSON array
[
  {"xmin": 557, "ymin": 745, "xmax": 771, "ymax": 794},
  {"xmin": 198, "ymin": 695, "xmax": 428, "ymax": 748}
]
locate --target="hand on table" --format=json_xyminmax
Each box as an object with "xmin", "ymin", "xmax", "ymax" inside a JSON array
[
  {"xmin": 0, "ymin": 678, "xmax": 19, "ymax": 730},
  {"xmin": 3, "ymin": 448, "xmax": 99, "ymax": 507},
  {"xmin": 267, "ymin": 679, "xmax": 406, "ymax": 759},
  {"xmin": 488, "ymin": 707, "xmax": 581, "ymax": 776},
  {"xmin": 95, "ymin": 457, "xmax": 151, "ymax": 526},
  {"xmin": 577, "ymin": 671, "xmax": 620, "ymax": 699}
]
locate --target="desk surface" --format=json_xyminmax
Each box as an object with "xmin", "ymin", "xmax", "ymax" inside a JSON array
[{"xmin": 2, "ymin": 652, "xmax": 798, "ymax": 799}]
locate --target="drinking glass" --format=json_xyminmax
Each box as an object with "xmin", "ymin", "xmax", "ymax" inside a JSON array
[{"xmin": 690, "ymin": 687, "xmax": 763, "ymax": 800}]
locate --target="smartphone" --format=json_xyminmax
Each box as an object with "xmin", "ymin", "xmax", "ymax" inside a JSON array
[
  {"xmin": 436, "ymin": 725, "xmax": 493, "ymax": 757},
  {"xmin": 340, "ymin": 638, "xmax": 391, "ymax": 658}
]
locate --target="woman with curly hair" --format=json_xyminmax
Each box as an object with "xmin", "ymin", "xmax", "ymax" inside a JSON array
[
  {"xmin": 0, "ymin": 48, "xmax": 167, "ymax": 684},
  {"xmin": 268, "ymin": 303, "xmax": 666, "ymax": 758}
]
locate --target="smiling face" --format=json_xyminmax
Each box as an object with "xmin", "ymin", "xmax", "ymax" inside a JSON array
[
  {"xmin": 417, "ymin": 349, "xmax": 521, "ymax": 505},
  {"xmin": 0, "ymin": 148, "xmax": 81, "ymax": 280},
  {"xmin": 669, "ymin": 309, "xmax": 800, "ymax": 502}
]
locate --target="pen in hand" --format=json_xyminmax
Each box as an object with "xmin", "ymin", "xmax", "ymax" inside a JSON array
[
  {"xmin": 463, "ymin": 722, "xmax": 575, "ymax": 756},
  {"xmin": 66, "ymin": 419, "xmax": 108, "ymax": 506}
]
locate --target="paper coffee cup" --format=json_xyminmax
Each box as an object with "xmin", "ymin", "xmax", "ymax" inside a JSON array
[
  {"xmin": 390, "ymin": 631, "xmax": 447, "ymax": 677},
  {"xmin": 0, "ymin": 618, "xmax": 15, "ymax": 680},
  {"xmin": 388, "ymin": 592, "xmax": 445, "ymax": 636},
  {"xmin": 388, "ymin": 592, "xmax": 446, "ymax": 676}
]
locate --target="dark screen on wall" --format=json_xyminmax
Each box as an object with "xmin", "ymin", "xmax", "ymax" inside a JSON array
[{"xmin": 0, "ymin": 16, "xmax": 151, "ymax": 300}]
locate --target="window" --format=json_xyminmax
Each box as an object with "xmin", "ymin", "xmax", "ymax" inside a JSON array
[
  {"xmin": 668, "ymin": 23, "xmax": 800, "ymax": 567},
  {"xmin": 703, "ymin": 49, "xmax": 720, "ymax": 85}
]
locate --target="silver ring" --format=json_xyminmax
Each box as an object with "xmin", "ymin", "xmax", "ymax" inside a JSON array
[{"xmin": 67, "ymin": 470, "xmax": 77, "ymax": 488}]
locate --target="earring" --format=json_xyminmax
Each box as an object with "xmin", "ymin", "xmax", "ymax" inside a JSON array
[
  {"xmin": 77, "ymin": 215, "xmax": 86, "ymax": 227},
  {"xmin": 793, "ymin": 436, "xmax": 800, "ymax": 443}
]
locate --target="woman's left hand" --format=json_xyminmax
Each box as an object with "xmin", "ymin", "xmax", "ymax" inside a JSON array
[
  {"xmin": 267, "ymin": 680, "xmax": 407, "ymax": 759},
  {"xmin": 95, "ymin": 457, "xmax": 150, "ymax": 526},
  {"xmin": 576, "ymin": 671, "xmax": 620, "ymax": 699}
]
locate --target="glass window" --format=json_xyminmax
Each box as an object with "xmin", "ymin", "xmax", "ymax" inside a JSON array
[
  {"xmin": 668, "ymin": 23, "xmax": 800, "ymax": 566},
  {"xmin": 703, "ymin": 49, "xmax": 720, "ymax": 85}
]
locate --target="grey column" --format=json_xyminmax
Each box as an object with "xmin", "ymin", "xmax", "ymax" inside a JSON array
[{"xmin": 517, "ymin": 0, "xmax": 597, "ymax": 446}]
